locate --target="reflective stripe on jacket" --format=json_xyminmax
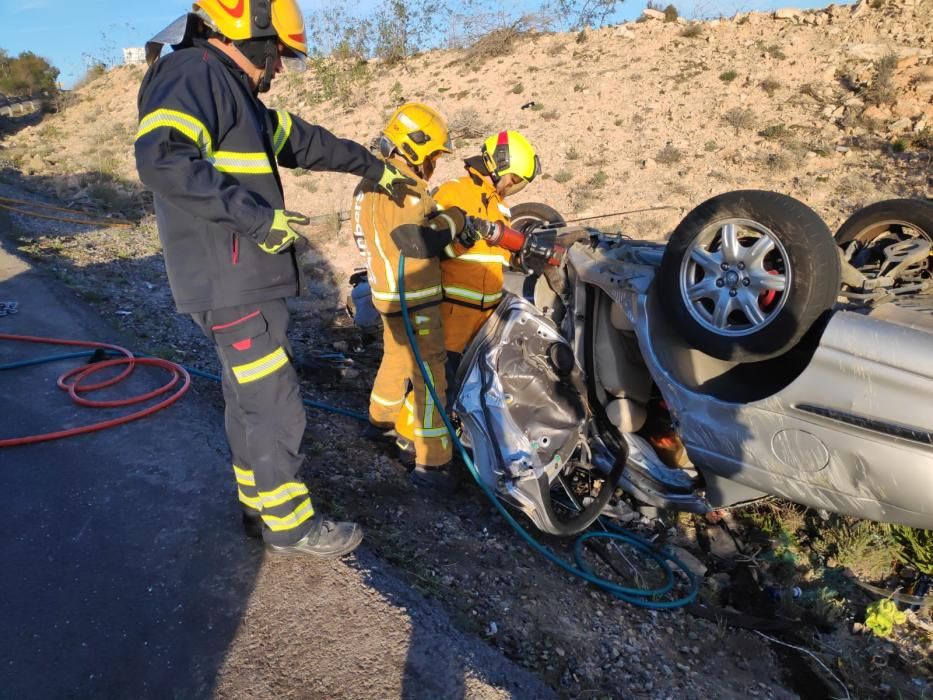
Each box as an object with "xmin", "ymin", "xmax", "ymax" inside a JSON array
[
  {"xmin": 352, "ymin": 156, "xmax": 445, "ymax": 315},
  {"xmin": 134, "ymin": 40, "xmax": 384, "ymax": 313},
  {"xmin": 435, "ymin": 166, "xmax": 511, "ymax": 310}
]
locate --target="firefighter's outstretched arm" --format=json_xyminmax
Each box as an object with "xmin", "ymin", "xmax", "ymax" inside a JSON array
[
  {"xmin": 270, "ymin": 110, "xmax": 384, "ymax": 180},
  {"xmin": 270, "ymin": 110, "xmax": 413, "ymax": 196}
]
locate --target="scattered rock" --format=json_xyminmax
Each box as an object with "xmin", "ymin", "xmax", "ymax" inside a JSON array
[
  {"xmin": 641, "ymin": 8, "xmax": 665, "ymax": 20},
  {"xmin": 889, "ymin": 117, "xmax": 912, "ymax": 133},
  {"xmin": 774, "ymin": 8, "xmax": 802, "ymax": 20},
  {"xmin": 641, "ymin": 158, "xmax": 657, "ymax": 169}
]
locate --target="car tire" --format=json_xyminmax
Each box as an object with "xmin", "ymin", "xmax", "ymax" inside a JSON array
[
  {"xmin": 658, "ymin": 190, "xmax": 840, "ymax": 362},
  {"xmin": 509, "ymin": 202, "xmax": 565, "ymax": 233},
  {"xmin": 835, "ymin": 198, "xmax": 933, "ymax": 278}
]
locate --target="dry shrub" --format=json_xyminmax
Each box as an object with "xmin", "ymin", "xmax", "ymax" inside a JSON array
[
  {"xmin": 447, "ymin": 108, "xmax": 489, "ymax": 139},
  {"xmin": 721, "ymin": 107, "xmax": 756, "ymax": 133},
  {"xmin": 462, "ymin": 15, "xmax": 536, "ymax": 64},
  {"xmin": 862, "ymin": 53, "xmax": 898, "ymax": 106}
]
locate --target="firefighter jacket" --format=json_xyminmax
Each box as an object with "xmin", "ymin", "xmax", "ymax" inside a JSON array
[
  {"xmin": 135, "ymin": 40, "xmax": 385, "ymax": 313},
  {"xmin": 352, "ymin": 156, "xmax": 447, "ymax": 315},
  {"xmin": 435, "ymin": 164, "xmax": 512, "ymax": 310}
]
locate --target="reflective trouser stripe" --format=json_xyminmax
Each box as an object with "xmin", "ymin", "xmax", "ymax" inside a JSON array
[
  {"xmin": 371, "ymin": 285, "xmax": 442, "ymax": 302},
  {"xmin": 453, "ymin": 253, "xmax": 510, "ymax": 264},
  {"xmin": 262, "ymin": 498, "xmax": 315, "ymax": 532},
  {"xmin": 442, "ymin": 286, "xmax": 503, "ymax": 305},
  {"xmin": 414, "ymin": 426, "xmax": 449, "ymax": 438},
  {"xmin": 258, "ymin": 481, "xmax": 310, "ymax": 509},
  {"xmin": 273, "ymin": 109, "xmax": 293, "ymax": 156},
  {"xmin": 372, "ymin": 392, "xmax": 404, "ymax": 407},
  {"xmin": 233, "ymin": 464, "xmax": 256, "ymax": 486},
  {"xmin": 238, "ymin": 489, "xmax": 262, "ymax": 510},
  {"xmin": 232, "ymin": 347, "xmax": 289, "ymax": 384}
]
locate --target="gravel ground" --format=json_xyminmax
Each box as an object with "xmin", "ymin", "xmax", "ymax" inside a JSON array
[{"xmin": 2, "ymin": 170, "xmax": 931, "ymax": 699}]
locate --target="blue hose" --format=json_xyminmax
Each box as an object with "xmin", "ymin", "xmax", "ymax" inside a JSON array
[{"xmin": 397, "ymin": 255, "xmax": 698, "ymax": 609}]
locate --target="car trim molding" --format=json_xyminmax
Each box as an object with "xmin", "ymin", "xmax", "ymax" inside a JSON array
[{"xmin": 796, "ymin": 404, "xmax": 933, "ymax": 448}]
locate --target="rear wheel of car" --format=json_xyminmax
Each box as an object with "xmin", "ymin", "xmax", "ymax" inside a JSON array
[
  {"xmin": 510, "ymin": 202, "xmax": 565, "ymax": 233},
  {"xmin": 658, "ymin": 190, "xmax": 840, "ymax": 362},
  {"xmin": 835, "ymin": 198, "xmax": 933, "ymax": 278},
  {"xmin": 507, "ymin": 202, "xmax": 566, "ymax": 300}
]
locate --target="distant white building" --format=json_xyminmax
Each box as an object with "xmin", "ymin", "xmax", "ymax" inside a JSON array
[{"xmin": 123, "ymin": 48, "xmax": 146, "ymax": 66}]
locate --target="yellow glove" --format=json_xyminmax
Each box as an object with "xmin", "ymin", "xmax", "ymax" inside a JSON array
[
  {"xmin": 259, "ymin": 210, "xmax": 310, "ymax": 254},
  {"xmin": 377, "ymin": 163, "xmax": 416, "ymax": 197}
]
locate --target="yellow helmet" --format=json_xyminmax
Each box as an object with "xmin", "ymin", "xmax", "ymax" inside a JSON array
[
  {"xmin": 381, "ymin": 103, "xmax": 452, "ymax": 166},
  {"xmin": 482, "ymin": 130, "xmax": 541, "ymax": 184},
  {"xmin": 193, "ymin": 0, "xmax": 308, "ymax": 59}
]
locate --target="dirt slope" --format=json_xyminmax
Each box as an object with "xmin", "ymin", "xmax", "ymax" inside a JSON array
[{"xmin": 3, "ymin": 0, "xmax": 930, "ymax": 288}]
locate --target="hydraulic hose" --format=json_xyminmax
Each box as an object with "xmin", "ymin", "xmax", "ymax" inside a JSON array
[
  {"xmin": 396, "ymin": 255, "xmax": 698, "ymax": 609},
  {"xmin": 0, "ymin": 335, "xmax": 367, "ymax": 448}
]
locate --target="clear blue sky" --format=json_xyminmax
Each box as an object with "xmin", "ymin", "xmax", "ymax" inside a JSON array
[{"xmin": 1, "ymin": 0, "xmax": 842, "ymax": 89}]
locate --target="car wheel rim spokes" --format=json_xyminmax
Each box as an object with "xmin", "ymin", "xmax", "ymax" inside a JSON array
[{"xmin": 679, "ymin": 218, "xmax": 792, "ymax": 337}]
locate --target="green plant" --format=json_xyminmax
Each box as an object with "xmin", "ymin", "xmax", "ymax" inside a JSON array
[
  {"xmin": 865, "ymin": 598, "xmax": 907, "ymax": 638},
  {"xmin": 892, "ymin": 138, "xmax": 908, "ymax": 153},
  {"xmin": 573, "ymin": 84, "xmax": 585, "ymax": 92},
  {"xmin": 511, "ymin": 82, "xmax": 524, "ymax": 94},
  {"xmin": 679, "ymin": 24, "xmax": 702, "ymax": 38},
  {"xmin": 663, "ymin": 3, "xmax": 679, "ymax": 21},
  {"xmin": 531, "ymin": 102, "xmax": 544, "ymax": 112},
  {"xmin": 655, "ymin": 144, "xmax": 683, "ymax": 164},
  {"xmin": 719, "ymin": 70, "xmax": 738, "ymax": 82},
  {"xmin": 811, "ymin": 518, "xmax": 898, "ymax": 580},
  {"xmin": 554, "ymin": 169, "xmax": 573, "ymax": 184},
  {"xmin": 704, "ymin": 140, "xmax": 718, "ymax": 152},
  {"xmin": 614, "ymin": 118, "xmax": 624, "ymax": 126},
  {"xmin": 588, "ymin": 170, "xmax": 608, "ymax": 188},
  {"xmin": 566, "ymin": 146, "xmax": 581, "ymax": 160},
  {"xmin": 891, "ymin": 526, "xmax": 933, "ymax": 574}
]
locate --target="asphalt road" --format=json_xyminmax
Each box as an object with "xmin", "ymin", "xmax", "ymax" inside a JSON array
[{"xmin": 0, "ymin": 230, "xmax": 552, "ymax": 699}]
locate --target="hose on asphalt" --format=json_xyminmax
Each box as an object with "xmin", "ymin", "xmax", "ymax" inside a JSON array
[
  {"xmin": 396, "ymin": 255, "xmax": 698, "ymax": 609},
  {"xmin": 0, "ymin": 333, "xmax": 366, "ymax": 448}
]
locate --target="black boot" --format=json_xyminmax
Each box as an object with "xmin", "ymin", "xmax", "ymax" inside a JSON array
[
  {"xmin": 361, "ymin": 422, "xmax": 399, "ymax": 445},
  {"xmin": 409, "ymin": 463, "xmax": 457, "ymax": 494},
  {"xmin": 265, "ymin": 514, "xmax": 363, "ymax": 559},
  {"xmin": 242, "ymin": 511, "xmax": 263, "ymax": 539}
]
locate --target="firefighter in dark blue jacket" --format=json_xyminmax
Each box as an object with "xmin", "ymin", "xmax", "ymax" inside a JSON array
[{"xmin": 135, "ymin": 0, "xmax": 412, "ymax": 558}]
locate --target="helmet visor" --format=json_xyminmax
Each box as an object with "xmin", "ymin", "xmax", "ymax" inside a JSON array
[{"xmin": 279, "ymin": 44, "xmax": 307, "ymax": 73}]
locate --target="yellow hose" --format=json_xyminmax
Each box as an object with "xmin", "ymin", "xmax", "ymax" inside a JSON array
[{"xmin": 0, "ymin": 196, "xmax": 135, "ymax": 228}]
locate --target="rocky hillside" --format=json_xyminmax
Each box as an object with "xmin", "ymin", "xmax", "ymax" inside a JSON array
[{"xmin": 2, "ymin": 0, "xmax": 930, "ymax": 281}]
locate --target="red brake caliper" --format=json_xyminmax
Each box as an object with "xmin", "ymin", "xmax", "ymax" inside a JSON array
[{"xmin": 759, "ymin": 269, "xmax": 779, "ymax": 310}]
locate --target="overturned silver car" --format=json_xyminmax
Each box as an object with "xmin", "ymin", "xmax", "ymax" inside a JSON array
[{"xmin": 454, "ymin": 191, "xmax": 933, "ymax": 535}]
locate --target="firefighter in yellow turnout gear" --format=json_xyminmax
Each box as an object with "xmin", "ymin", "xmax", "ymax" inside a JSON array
[
  {"xmin": 395, "ymin": 130, "xmax": 541, "ymax": 459},
  {"xmin": 354, "ymin": 103, "xmax": 483, "ymax": 490}
]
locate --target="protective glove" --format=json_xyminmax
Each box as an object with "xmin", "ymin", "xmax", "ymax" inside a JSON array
[
  {"xmin": 377, "ymin": 163, "xmax": 416, "ymax": 197},
  {"xmin": 258, "ymin": 209, "xmax": 311, "ymax": 254},
  {"xmin": 456, "ymin": 216, "xmax": 500, "ymax": 249},
  {"xmin": 390, "ymin": 207, "xmax": 468, "ymax": 259}
]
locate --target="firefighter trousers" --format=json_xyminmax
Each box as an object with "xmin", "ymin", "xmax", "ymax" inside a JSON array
[
  {"xmin": 191, "ymin": 298, "xmax": 314, "ymax": 546},
  {"xmin": 369, "ymin": 306, "xmax": 451, "ymax": 467}
]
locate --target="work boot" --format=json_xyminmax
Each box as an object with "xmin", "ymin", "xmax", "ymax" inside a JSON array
[
  {"xmin": 265, "ymin": 514, "xmax": 363, "ymax": 559},
  {"xmin": 361, "ymin": 422, "xmax": 398, "ymax": 445},
  {"xmin": 242, "ymin": 511, "xmax": 263, "ymax": 539},
  {"xmin": 395, "ymin": 437, "xmax": 416, "ymax": 470},
  {"xmin": 409, "ymin": 463, "xmax": 457, "ymax": 494}
]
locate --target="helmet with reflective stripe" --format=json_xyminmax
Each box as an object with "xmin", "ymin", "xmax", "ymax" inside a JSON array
[
  {"xmin": 481, "ymin": 130, "xmax": 541, "ymax": 184},
  {"xmin": 193, "ymin": 0, "xmax": 308, "ymax": 58},
  {"xmin": 382, "ymin": 102, "xmax": 452, "ymax": 166}
]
